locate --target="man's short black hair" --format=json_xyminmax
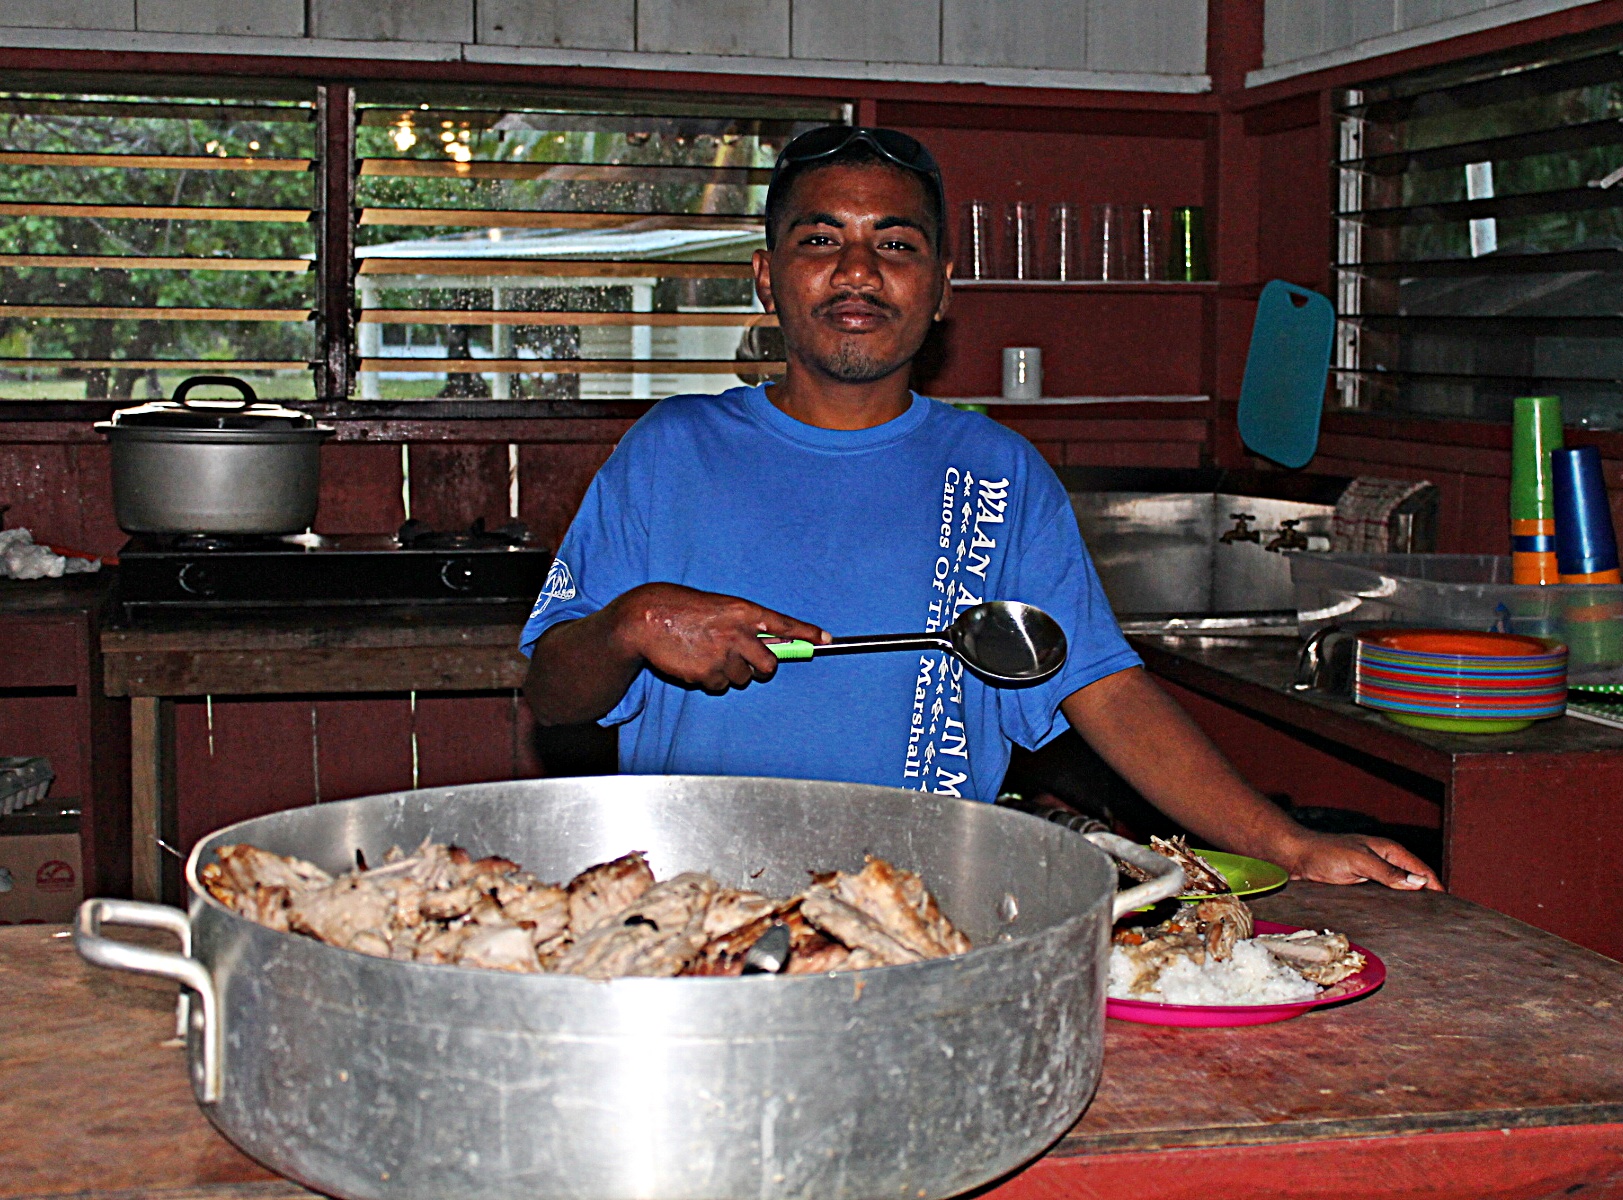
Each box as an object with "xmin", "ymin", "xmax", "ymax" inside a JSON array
[{"xmin": 763, "ymin": 134, "xmax": 947, "ymax": 254}]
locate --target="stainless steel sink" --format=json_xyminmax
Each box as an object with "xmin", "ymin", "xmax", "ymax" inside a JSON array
[
  {"xmin": 1057, "ymin": 467, "xmax": 1356, "ymax": 629},
  {"xmin": 1115, "ymin": 614, "xmax": 1301, "ymax": 637}
]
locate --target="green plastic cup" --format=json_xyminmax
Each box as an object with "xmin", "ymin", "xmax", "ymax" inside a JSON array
[
  {"xmin": 1511, "ymin": 396, "xmax": 1563, "ymax": 522},
  {"xmin": 1511, "ymin": 395, "xmax": 1563, "ymax": 584}
]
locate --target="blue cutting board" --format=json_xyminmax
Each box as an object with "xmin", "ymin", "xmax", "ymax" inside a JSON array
[{"xmin": 1237, "ymin": 280, "xmax": 1336, "ymax": 469}]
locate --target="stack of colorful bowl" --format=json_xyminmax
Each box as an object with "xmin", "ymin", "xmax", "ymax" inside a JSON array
[{"xmin": 1354, "ymin": 630, "xmax": 1568, "ymax": 733}]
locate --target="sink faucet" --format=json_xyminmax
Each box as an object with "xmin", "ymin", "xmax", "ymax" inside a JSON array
[
  {"xmin": 1265, "ymin": 519, "xmax": 1310, "ymax": 553},
  {"xmin": 1218, "ymin": 513, "xmax": 1260, "ymax": 545}
]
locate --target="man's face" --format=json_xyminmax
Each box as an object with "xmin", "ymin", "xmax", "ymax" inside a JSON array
[{"xmin": 753, "ymin": 163, "xmax": 952, "ymax": 386}]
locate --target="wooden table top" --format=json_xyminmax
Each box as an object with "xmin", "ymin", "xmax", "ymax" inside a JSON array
[
  {"xmin": 6, "ymin": 882, "xmax": 1621, "ymax": 1200},
  {"xmin": 100, "ymin": 603, "xmax": 533, "ymax": 697},
  {"xmin": 0, "ymin": 571, "xmax": 110, "ymax": 616}
]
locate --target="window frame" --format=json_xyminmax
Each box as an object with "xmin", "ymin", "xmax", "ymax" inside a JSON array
[
  {"xmin": 1331, "ymin": 27, "xmax": 1623, "ymax": 429},
  {"xmin": 0, "ymin": 74, "xmax": 846, "ymax": 421}
]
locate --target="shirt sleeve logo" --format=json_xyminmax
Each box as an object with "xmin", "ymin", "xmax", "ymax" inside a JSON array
[{"xmin": 534, "ymin": 557, "xmax": 577, "ymax": 614}]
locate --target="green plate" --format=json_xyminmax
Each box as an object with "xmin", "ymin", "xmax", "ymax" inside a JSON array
[
  {"xmin": 1188, "ymin": 849, "xmax": 1290, "ymax": 898},
  {"xmin": 1385, "ymin": 712, "xmax": 1534, "ymax": 734},
  {"xmin": 1149, "ymin": 848, "xmax": 1289, "ymax": 900}
]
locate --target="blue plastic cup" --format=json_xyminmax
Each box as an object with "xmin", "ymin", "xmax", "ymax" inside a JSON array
[{"xmin": 1552, "ymin": 445, "xmax": 1621, "ymax": 582}]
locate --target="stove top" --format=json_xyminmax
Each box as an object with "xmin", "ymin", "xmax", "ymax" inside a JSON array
[{"xmin": 118, "ymin": 520, "xmax": 553, "ymax": 614}]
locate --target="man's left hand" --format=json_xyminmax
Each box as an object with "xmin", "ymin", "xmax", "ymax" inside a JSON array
[{"xmin": 1280, "ymin": 831, "xmax": 1442, "ymax": 891}]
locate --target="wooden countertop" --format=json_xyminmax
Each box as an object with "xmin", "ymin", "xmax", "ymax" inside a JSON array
[
  {"xmin": 7, "ymin": 883, "xmax": 1621, "ymax": 1200},
  {"xmin": 0, "ymin": 571, "xmax": 111, "ymax": 615},
  {"xmin": 101, "ymin": 603, "xmax": 533, "ymax": 697},
  {"xmin": 1130, "ymin": 632, "xmax": 1623, "ymax": 782}
]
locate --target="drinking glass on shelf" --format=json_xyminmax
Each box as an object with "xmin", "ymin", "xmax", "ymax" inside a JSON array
[
  {"xmin": 959, "ymin": 200, "xmax": 994, "ymax": 280},
  {"xmin": 1087, "ymin": 203, "xmax": 1128, "ymax": 281},
  {"xmin": 1127, "ymin": 203, "xmax": 1165, "ymax": 281},
  {"xmin": 1167, "ymin": 206, "xmax": 1209, "ymax": 281},
  {"xmin": 1003, "ymin": 201, "xmax": 1037, "ymax": 281},
  {"xmin": 1047, "ymin": 202, "xmax": 1080, "ymax": 281}
]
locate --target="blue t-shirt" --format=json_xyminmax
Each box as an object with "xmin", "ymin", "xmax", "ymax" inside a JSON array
[{"xmin": 520, "ymin": 384, "xmax": 1139, "ymax": 800}]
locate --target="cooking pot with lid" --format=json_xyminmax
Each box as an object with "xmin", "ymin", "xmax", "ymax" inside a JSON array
[
  {"xmin": 97, "ymin": 375, "xmax": 334, "ymax": 535},
  {"xmin": 74, "ymin": 776, "xmax": 1182, "ymax": 1200}
]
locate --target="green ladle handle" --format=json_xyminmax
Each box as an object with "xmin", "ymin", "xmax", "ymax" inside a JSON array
[{"xmin": 759, "ymin": 636, "xmax": 816, "ymax": 661}]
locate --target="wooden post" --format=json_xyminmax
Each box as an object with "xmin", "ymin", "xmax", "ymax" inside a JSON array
[
  {"xmin": 129, "ymin": 696, "xmax": 171, "ymax": 903},
  {"xmin": 315, "ymin": 84, "xmax": 356, "ymax": 403}
]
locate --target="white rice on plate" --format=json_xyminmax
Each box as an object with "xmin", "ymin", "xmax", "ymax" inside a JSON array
[{"xmin": 1108, "ymin": 939, "xmax": 1321, "ymax": 1006}]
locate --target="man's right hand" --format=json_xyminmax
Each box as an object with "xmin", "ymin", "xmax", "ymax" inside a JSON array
[{"xmin": 611, "ymin": 583, "xmax": 830, "ymax": 693}]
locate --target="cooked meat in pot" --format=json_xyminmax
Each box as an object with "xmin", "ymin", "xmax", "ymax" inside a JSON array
[{"xmin": 200, "ymin": 842, "xmax": 972, "ymax": 980}]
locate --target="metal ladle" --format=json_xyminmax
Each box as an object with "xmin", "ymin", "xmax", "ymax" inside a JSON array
[{"xmin": 762, "ymin": 600, "xmax": 1068, "ymax": 686}]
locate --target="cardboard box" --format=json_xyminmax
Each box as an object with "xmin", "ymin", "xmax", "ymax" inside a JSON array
[{"xmin": 0, "ymin": 804, "xmax": 82, "ymax": 924}]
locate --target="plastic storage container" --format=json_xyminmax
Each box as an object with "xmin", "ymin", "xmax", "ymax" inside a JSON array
[
  {"xmin": 1291, "ymin": 554, "xmax": 1623, "ymax": 687},
  {"xmin": 0, "ymin": 756, "xmax": 53, "ymax": 816}
]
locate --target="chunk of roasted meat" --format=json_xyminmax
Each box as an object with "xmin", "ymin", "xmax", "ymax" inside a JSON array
[
  {"xmin": 1256, "ymin": 929, "xmax": 1366, "ymax": 985},
  {"xmin": 555, "ymin": 872, "xmax": 719, "ymax": 980},
  {"xmin": 567, "ymin": 852, "xmax": 656, "ymax": 936},
  {"xmin": 201, "ymin": 841, "xmax": 972, "ymax": 980},
  {"xmin": 1117, "ymin": 835, "xmax": 1231, "ymax": 895}
]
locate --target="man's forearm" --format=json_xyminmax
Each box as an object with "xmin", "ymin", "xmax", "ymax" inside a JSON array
[
  {"xmin": 1060, "ymin": 667, "xmax": 1309, "ymax": 862},
  {"xmin": 522, "ymin": 583, "xmax": 831, "ymax": 727},
  {"xmin": 522, "ymin": 604, "xmax": 643, "ymax": 727}
]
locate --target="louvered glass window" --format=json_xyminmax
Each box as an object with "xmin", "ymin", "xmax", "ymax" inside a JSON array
[
  {"xmin": 0, "ymin": 81, "xmax": 319, "ymax": 402},
  {"xmin": 1334, "ymin": 32, "xmax": 1623, "ymax": 428},
  {"xmin": 351, "ymin": 86, "xmax": 844, "ymax": 407}
]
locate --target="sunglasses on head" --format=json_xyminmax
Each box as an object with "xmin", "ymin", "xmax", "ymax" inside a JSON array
[
  {"xmin": 772, "ymin": 125, "xmax": 942, "ymax": 181},
  {"xmin": 765, "ymin": 126, "xmax": 946, "ymax": 249}
]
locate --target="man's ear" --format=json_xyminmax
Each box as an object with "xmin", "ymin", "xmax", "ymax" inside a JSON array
[
  {"xmin": 751, "ymin": 248, "xmax": 775, "ymax": 313},
  {"xmin": 934, "ymin": 256, "xmax": 954, "ymax": 322}
]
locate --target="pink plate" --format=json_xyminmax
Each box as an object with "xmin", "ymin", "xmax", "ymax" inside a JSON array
[{"xmin": 1106, "ymin": 920, "xmax": 1387, "ymax": 1027}]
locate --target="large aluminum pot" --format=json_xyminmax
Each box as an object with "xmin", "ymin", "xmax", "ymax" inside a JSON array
[
  {"xmin": 96, "ymin": 375, "xmax": 334, "ymax": 534},
  {"xmin": 76, "ymin": 776, "xmax": 1182, "ymax": 1200}
]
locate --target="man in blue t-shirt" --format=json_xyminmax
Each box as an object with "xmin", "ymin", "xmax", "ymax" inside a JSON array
[{"xmin": 522, "ymin": 126, "xmax": 1438, "ymax": 892}]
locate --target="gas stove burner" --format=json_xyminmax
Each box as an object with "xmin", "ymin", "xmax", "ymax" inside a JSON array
[
  {"xmin": 397, "ymin": 517, "xmax": 531, "ymax": 551},
  {"xmin": 116, "ymin": 523, "xmax": 553, "ymax": 615},
  {"xmin": 167, "ymin": 532, "xmax": 293, "ymax": 553}
]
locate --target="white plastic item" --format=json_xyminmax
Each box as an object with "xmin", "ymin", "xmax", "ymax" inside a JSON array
[
  {"xmin": 0, "ymin": 529, "xmax": 99, "ymax": 580},
  {"xmin": 1002, "ymin": 347, "xmax": 1042, "ymax": 400},
  {"xmin": 1291, "ymin": 553, "xmax": 1623, "ymax": 685},
  {"xmin": 0, "ymin": 757, "xmax": 54, "ymax": 815}
]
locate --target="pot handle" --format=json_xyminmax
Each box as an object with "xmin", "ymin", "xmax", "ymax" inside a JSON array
[
  {"xmin": 1083, "ymin": 833, "xmax": 1187, "ymax": 921},
  {"xmin": 75, "ymin": 898, "xmax": 223, "ymax": 1104},
  {"xmin": 173, "ymin": 374, "xmax": 257, "ymax": 405}
]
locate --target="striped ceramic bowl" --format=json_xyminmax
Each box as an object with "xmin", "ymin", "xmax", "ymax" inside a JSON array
[{"xmin": 1354, "ymin": 629, "xmax": 1568, "ymax": 733}]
